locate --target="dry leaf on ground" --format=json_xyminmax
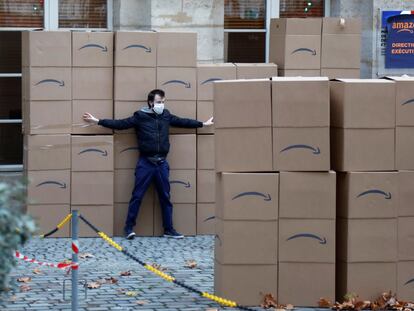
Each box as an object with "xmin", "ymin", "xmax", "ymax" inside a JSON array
[
  {"xmin": 17, "ymin": 277, "xmax": 31, "ymax": 283},
  {"xmin": 79, "ymin": 253, "xmax": 95, "ymax": 259},
  {"xmin": 120, "ymin": 270, "xmax": 132, "ymax": 276},
  {"xmin": 261, "ymin": 293, "xmax": 278, "ymax": 309},
  {"xmin": 20, "ymin": 285, "xmax": 31, "ymax": 292},
  {"xmin": 86, "ymin": 281, "xmax": 101, "ymax": 289},
  {"xmin": 136, "ymin": 300, "xmax": 148, "ymax": 305},
  {"xmin": 125, "ymin": 291, "xmax": 138, "ymax": 297},
  {"xmin": 318, "ymin": 297, "xmax": 333, "ymax": 308},
  {"xmin": 32, "ymin": 268, "xmax": 42, "ymax": 275},
  {"xmin": 185, "ymin": 260, "xmax": 197, "ymax": 269}
]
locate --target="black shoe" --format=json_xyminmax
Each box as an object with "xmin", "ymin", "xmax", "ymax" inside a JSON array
[
  {"xmin": 125, "ymin": 231, "xmax": 136, "ymax": 240},
  {"xmin": 163, "ymin": 228, "xmax": 184, "ymax": 239}
]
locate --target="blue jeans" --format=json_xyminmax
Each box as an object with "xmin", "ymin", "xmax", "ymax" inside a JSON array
[{"xmin": 124, "ymin": 156, "xmax": 173, "ymax": 234}]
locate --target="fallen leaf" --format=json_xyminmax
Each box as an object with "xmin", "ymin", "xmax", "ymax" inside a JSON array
[
  {"xmin": 205, "ymin": 309, "xmax": 218, "ymax": 311},
  {"xmin": 285, "ymin": 304, "xmax": 294, "ymax": 310},
  {"xmin": 136, "ymin": 300, "xmax": 148, "ymax": 305},
  {"xmin": 79, "ymin": 253, "xmax": 95, "ymax": 259},
  {"xmin": 32, "ymin": 268, "xmax": 42, "ymax": 275},
  {"xmin": 20, "ymin": 285, "xmax": 31, "ymax": 292},
  {"xmin": 104, "ymin": 277, "xmax": 118, "ymax": 284},
  {"xmin": 318, "ymin": 297, "xmax": 333, "ymax": 308},
  {"xmin": 125, "ymin": 291, "xmax": 138, "ymax": 297},
  {"xmin": 117, "ymin": 288, "xmax": 127, "ymax": 294},
  {"xmin": 151, "ymin": 263, "xmax": 167, "ymax": 272},
  {"xmin": 86, "ymin": 281, "xmax": 101, "ymax": 289},
  {"xmin": 120, "ymin": 270, "xmax": 132, "ymax": 276},
  {"xmin": 9, "ymin": 295, "xmax": 17, "ymax": 302},
  {"xmin": 261, "ymin": 293, "xmax": 278, "ymax": 309},
  {"xmin": 17, "ymin": 277, "xmax": 32, "ymax": 283},
  {"xmin": 185, "ymin": 259, "xmax": 197, "ymax": 269}
]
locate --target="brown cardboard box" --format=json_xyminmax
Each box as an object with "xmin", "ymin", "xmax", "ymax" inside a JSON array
[
  {"xmin": 71, "ymin": 171, "xmax": 114, "ymax": 205},
  {"xmin": 397, "ymin": 261, "xmax": 414, "ymax": 301},
  {"xmin": 154, "ymin": 203, "xmax": 196, "ymax": 236},
  {"xmin": 385, "ymin": 76, "xmax": 414, "ymax": 126},
  {"xmin": 115, "ymin": 31, "xmax": 157, "ymax": 67},
  {"xmin": 278, "ymin": 69, "xmax": 321, "ymax": 77},
  {"xmin": 272, "ymin": 77, "xmax": 329, "ymax": 127},
  {"xmin": 24, "ymin": 134, "xmax": 71, "ymax": 170},
  {"xmin": 234, "ymin": 63, "xmax": 278, "ymax": 79},
  {"xmin": 114, "ymin": 67, "xmax": 156, "ymax": 101},
  {"xmin": 197, "ymin": 134, "xmax": 214, "ymax": 170},
  {"xmin": 114, "ymin": 101, "xmax": 146, "ymax": 134},
  {"xmin": 214, "ymin": 262, "xmax": 278, "ymax": 307},
  {"xmin": 337, "ymin": 262, "xmax": 397, "ymax": 301},
  {"xmin": 336, "ymin": 218, "xmax": 397, "ymax": 262},
  {"xmin": 170, "ymin": 170, "xmax": 196, "ymax": 203},
  {"xmin": 396, "ymin": 127, "xmax": 414, "ymax": 170},
  {"xmin": 215, "ymin": 127, "xmax": 273, "ymax": 172},
  {"xmin": 398, "ymin": 217, "xmax": 414, "ymax": 261},
  {"xmin": 399, "ymin": 171, "xmax": 414, "ymax": 216},
  {"xmin": 167, "ymin": 134, "xmax": 196, "ymax": 169},
  {"xmin": 24, "ymin": 100, "xmax": 71, "ymax": 134},
  {"xmin": 269, "ymin": 18, "xmax": 322, "ymax": 70},
  {"xmin": 197, "ymin": 63, "xmax": 236, "ymax": 100},
  {"xmin": 71, "ymin": 135, "xmax": 114, "ymax": 172},
  {"xmin": 197, "ymin": 101, "xmax": 214, "ymax": 134},
  {"xmin": 279, "ymin": 219, "xmax": 335, "ymax": 263},
  {"xmin": 214, "ymin": 79, "xmax": 271, "ymax": 128},
  {"xmin": 330, "ymin": 79, "xmax": 396, "ymax": 128},
  {"xmin": 157, "ymin": 31, "xmax": 197, "ymax": 67},
  {"xmin": 72, "ymin": 100, "xmax": 113, "ymax": 134},
  {"xmin": 273, "ymin": 127, "xmax": 330, "ymax": 171},
  {"xmin": 26, "ymin": 170, "xmax": 70, "ymax": 204},
  {"xmin": 197, "ymin": 203, "xmax": 215, "ymax": 235},
  {"xmin": 24, "ymin": 67, "xmax": 72, "ymax": 101},
  {"xmin": 197, "ymin": 169, "xmax": 215, "ymax": 203},
  {"xmin": 22, "ymin": 31, "xmax": 71, "ymax": 67},
  {"xmin": 216, "ymin": 172, "xmax": 278, "ymax": 220},
  {"xmin": 215, "ymin": 219, "xmax": 278, "ymax": 264},
  {"xmin": 167, "ymin": 101, "xmax": 197, "ymax": 134},
  {"xmin": 27, "ymin": 204, "xmax": 70, "ymax": 238},
  {"xmin": 320, "ymin": 68, "xmax": 360, "ymax": 79},
  {"xmin": 114, "ymin": 134, "xmax": 139, "ymax": 169},
  {"xmin": 157, "ymin": 67, "xmax": 196, "ymax": 101},
  {"xmin": 331, "ymin": 128, "xmax": 395, "ymax": 171},
  {"xmin": 279, "ymin": 171, "xmax": 336, "ymax": 219},
  {"xmin": 72, "ymin": 67, "xmax": 113, "ymax": 100},
  {"xmin": 72, "ymin": 31, "xmax": 113, "ymax": 67},
  {"xmin": 337, "ymin": 172, "xmax": 398, "ymax": 219},
  {"xmin": 278, "ymin": 262, "xmax": 335, "ymax": 306},
  {"xmin": 73, "ymin": 205, "xmax": 113, "ymax": 237},
  {"xmin": 114, "ymin": 169, "xmax": 135, "ymax": 203}
]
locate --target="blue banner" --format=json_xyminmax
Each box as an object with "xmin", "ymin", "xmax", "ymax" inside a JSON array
[{"xmin": 385, "ymin": 14, "xmax": 414, "ymax": 68}]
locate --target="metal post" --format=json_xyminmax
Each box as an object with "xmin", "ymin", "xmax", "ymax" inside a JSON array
[{"xmin": 71, "ymin": 210, "xmax": 79, "ymax": 311}]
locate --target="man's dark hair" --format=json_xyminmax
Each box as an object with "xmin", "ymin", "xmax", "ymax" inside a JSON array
[{"xmin": 147, "ymin": 89, "xmax": 165, "ymax": 107}]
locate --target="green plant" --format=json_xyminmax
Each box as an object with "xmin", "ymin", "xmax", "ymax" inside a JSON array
[{"xmin": 0, "ymin": 180, "xmax": 36, "ymax": 293}]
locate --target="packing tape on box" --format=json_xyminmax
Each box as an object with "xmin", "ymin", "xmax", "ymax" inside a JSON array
[
  {"xmin": 30, "ymin": 123, "xmax": 72, "ymax": 130},
  {"xmin": 24, "ymin": 140, "xmax": 113, "ymax": 151}
]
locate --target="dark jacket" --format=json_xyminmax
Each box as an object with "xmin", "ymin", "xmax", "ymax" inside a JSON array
[{"xmin": 98, "ymin": 108, "xmax": 203, "ymax": 157}]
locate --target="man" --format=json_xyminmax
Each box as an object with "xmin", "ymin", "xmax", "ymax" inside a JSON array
[{"xmin": 83, "ymin": 89, "xmax": 213, "ymax": 240}]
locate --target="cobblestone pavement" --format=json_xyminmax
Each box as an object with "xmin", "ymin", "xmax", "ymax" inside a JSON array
[{"xmin": 0, "ymin": 236, "xmax": 327, "ymax": 311}]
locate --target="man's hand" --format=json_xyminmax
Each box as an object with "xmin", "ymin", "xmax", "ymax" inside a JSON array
[
  {"xmin": 83, "ymin": 112, "xmax": 99, "ymax": 124},
  {"xmin": 203, "ymin": 117, "xmax": 214, "ymax": 127}
]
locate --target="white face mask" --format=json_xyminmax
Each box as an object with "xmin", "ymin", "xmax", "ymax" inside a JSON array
[{"xmin": 153, "ymin": 103, "xmax": 164, "ymax": 114}]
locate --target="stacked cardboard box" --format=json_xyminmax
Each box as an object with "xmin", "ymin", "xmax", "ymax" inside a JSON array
[
  {"xmin": 22, "ymin": 31, "xmax": 72, "ymax": 237},
  {"xmin": 234, "ymin": 63, "xmax": 278, "ymax": 79}
]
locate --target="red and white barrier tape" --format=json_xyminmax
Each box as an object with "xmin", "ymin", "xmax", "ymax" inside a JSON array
[{"xmin": 15, "ymin": 251, "xmax": 78, "ymax": 270}]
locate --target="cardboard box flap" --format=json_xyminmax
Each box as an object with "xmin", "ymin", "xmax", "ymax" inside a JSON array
[
  {"xmin": 270, "ymin": 18, "xmax": 322, "ymax": 35},
  {"xmin": 272, "ymin": 76, "xmax": 328, "ymax": 82},
  {"xmin": 322, "ymin": 17, "xmax": 362, "ymax": 34}
]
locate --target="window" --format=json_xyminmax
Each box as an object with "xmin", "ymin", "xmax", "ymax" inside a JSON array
[
  {"xmin": 0, "ymin": 0, "xmax": 44, "ymax": 28},
  {"xmin": 59, "ymin": 0, "xmax": 108, "ymax": 29},
  {"xmin": 280, "ymin": 0, "xmax": 325, "ymax": 18}
]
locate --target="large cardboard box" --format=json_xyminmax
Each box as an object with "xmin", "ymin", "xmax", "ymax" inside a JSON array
[
  {"xmin": 215, "ymin": 127, "xmax": 273, "ymax": 172},
  {"xmin": 399, "ymin": 171, "xmax": 414, "ymax": 216},
  {"xmin": 26, "ymin": 170, "xmax": 70, "ymax": 204},
  {"xmin": 114, "ymin": 134, "xmax": 139, "ymax": 169},
  {"xmin": 278, "ymin": 262, "xmax": 335, "ymax": 306},
  {"xmin": 72, "ymin": 67, "xmax": 113, "ymax": 100},
  {"xmin": 398, "ymin": 217, "xmax": 414, "ymax": 261},
  {"xmin": 234, "ymin": 63, "xmax": 278, "ymax": 79},
  {"xmin": 320, "ymin": 68, "xmax": 360, "ymax": 79},
  {"xmin": 330, "ymin": 79, "xmax": 396, "ymax": 128},
  {"xmin": 337, "ymin": 262, "xmax": 397, "ymax": 301},
  {"xmin": 214, "ymin": 79, "xmax": 271, "ymax": 129},
  {"xmin": 336, "ymin": 218, "xmax": 397, "ymax": 262},
  {"xmin": 321, "ymin": 18, "xmax": 361, "ymax": 69},
  {"xmin": 72, "ymin": 31, "xmax": 113, "ymax": 67},
  {"xmin": 269, "ymin": 18, "xmax": 322, "ymax": 70},
  {"xmin": 114, "ymin": 67, "xmax": 156, "ymax": 101},
  {"xmin": 74, "ymin": 205, "xmax": 114, "ymax": 237},
  {"xmin": 114, "ymin": 169, "xmax": 135, "ymax": 203},
  {"xmin": 331, "ymin": 128, "xmax": 395, "ymax": 171},
  {"xmin": 115, "ymin": 31, "xmax": 157, "ymax": 67},
  {"xmin": 114, "ymin": 101, "xmax": 146, "ymax": 134},
  {"xmin": 71, "ymin": 135, "xmax": 114, "ymax": 172},
  {"xmin": 197, "ymin": 203, "xmax": 215, "ymax": 235},
  {"xmin": 170, "ymin": 170, "xmax": 196, "ymax": 203},
  {"xmin": 27, "ymin": 204, "xmax": 70, "ymax": 238},
  {"xmin": 23, "ymin": 100, "xmax": 71, "ymax": 134},
  {"xmin": 71, "ymin": 171, "xmax": 114, "ymax": 205},
  {"xmin": 215, "ymin": 219, "xmax": 278, "ymax": 264},
  {"xmin": 166, "ymin": 101, "xmax": 197, "ymax": 134},
  {"xmin": 197, "ymin": 101, "xmax": 214, "ymax": 134},
  {"xmin": 385, "ymin": 76, "xmax": 414, "ymax": 126},
  {"xmin": 157, "ymin": 31, "xmax": 197, "ymax": 67},
  {"xmin": 396, "ymin": 126, "xmax": 414, "ymax": 170},
  {"xmin": 154, "ymin": 203, "xmax": 196, "ymax": 236},
  {"xmin": 214, "ymin": 262, "xmax": 278, "ymax": 307},
  {"xmin": 23, "ymin": 134, "xmax": 70, "ymax": 170},
  {"xmin": 197, "ymin": 63, "xmax": 236, "ymax": 100},
  {"xmin": 216, "ymin": 172, "xmax": 278, "ymax": 220},
  {"xmin": 397, "ymin": 261, "xmax": 414, "ymax": 301},
  {"xmin": 156, "ymin": 67, "xmax": 196, "ymax": 101},
  {"xmin": 272, "ymin": 77, "xmax": 329, "ymax": 127},
  {"xmin": 273, "ymin": 127, "xmax": 330, "ymax": 171},
  {"xmin": 72, "ymin": 100, "xmax": 113, "ymax": 134},
  {"xmin": 22, "ymin": 31, "xmax": 71, "ymax": 67},
  {"xmin": 197, "ymin": 170, "xmax": 215, "ymax": 203},
  {"xmin": 24, "ymin": 67, "xmax": 72, "ymax": 101},
  {"xmin": 167, "ymin": 134, "xmax": 196, "ymax": 170},
  {"xmin": 197, "ymin": 134, "xmax": 214, "ymax": 170},
  {"xmin": 278, "ymin": 69, "xmax": 321, "ymax": 77},
  {"xmin": 279, "ymin": 171, "xmax": 336, "ymax": 219},
  {"xmin": 337, "ymin": 172, "xmax": 398, "ymax": 219}
]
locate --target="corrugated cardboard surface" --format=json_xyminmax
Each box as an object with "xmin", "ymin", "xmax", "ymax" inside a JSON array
[
  {"xmin": 278, "ymin": 69, "xmax": 321, "ymax": 77},
  {"xmin": 114, "ymin": 67, "xmax": 156, "ymax": 101},
  {"xmin": 270, "ymin": 18, "xmax": 322, "ymax": 36},
  {"xmin": 114, "ymin": 169, "xmax": 134, "ymax": 203},
  {"xmin": 166, "ymin": 101, "xmax": 197, "ymax": 134},
  {"xmin": 154, "ymin": 203, "xmax": 196, "ymax": 236},
  {"xmin": 397, "ymin": 261, "xmax": 414, "ymax": 301},
  {"xmin": 399, "ymin": 170, "xmax": 414, "ymax": 216},
  {"xmin": 396, "ymin": 126, "xmax": 414, "ymax": 170},
  {"xmin": 320, "ymin": 68, "xmax": 360, "ymax": 79},
  {"xmin": 197, "ymin": 169, "xmax": 215, "ymax": 203},
  {"xmin": 27, "ymin": 204, "xmax": 70, "ymax": 238},
  {"xmin": 71, "ymin": 171, "xmax": 114, "ymax": 205},
  {"xmin": 386, "ymin": 77, "xmax": 414, "ymax": 126},
  {"xmin": 72, "ymin": 100, "xmax": 113, "ymax": 134},
  {"xmin": 234, "ymin": 63, "xmax": 278, "ymax": 79},
  {"xmin": 321, "ymin": 34, "xmax": 361, "ymax": 69},
  {"xmin": 72, "ymin": 67, "xmax": 113, "ymax": 100},
  {"xmin": 398, "ymin": 217, "xmax": 414, "ymax": 261},
  {"xmin": 167, "ymin": 134, "xmax": 196, "ymax": 169},
  {"xmin": 73, "ymin": 205, "xmax": 114, "ymax": 237},
  {"xmin": 157, "ymin": 31, "xmax": 197, "ymax": 67},
  {"xmin": 115, "ymin": 31, "xmax": 157, "ymax": 67},
  {"xmin": 114, "ymin": 134, "xmax": 139, "ymax": 169},
  {"xmin": 72, "ymin": 31, "xmax": 113, "ymax": 67},
  {"xmin": 114, "ymin": 101, "xmax": 146, "ymax": 134},
  {"xmin": 26, "ymin": 170, "xmax": 71, "ymax": 204},
  {"xmin": 197, "ymin": 134, "xmax": 214, "ymax": 170},
  {"xmin": 196, "ymin": 203, "xmax": 215, "ymax": 235},
  {"xmin": 197, "ymin": 101, "xmax": 214, "ymax": 134},
  {"xmin": 156, "ymin": 67, "xmax": 197, "ymax": 100},
  {"xmin": 197, "ymin": 63, "xmax": 236, "ymax": 100},
  {"xmin": 169, "ymin": 170, "xmax": 196, "ymax": 203}
]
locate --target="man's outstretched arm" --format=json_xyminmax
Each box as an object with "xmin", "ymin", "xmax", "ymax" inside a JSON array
[
  {"xmin": 169, "ymin": 114, "xmax": 213, "ymax": 129},
  {"xmin": 83, "ymin": 112, "xmax": 139, "ymax": 130}
]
